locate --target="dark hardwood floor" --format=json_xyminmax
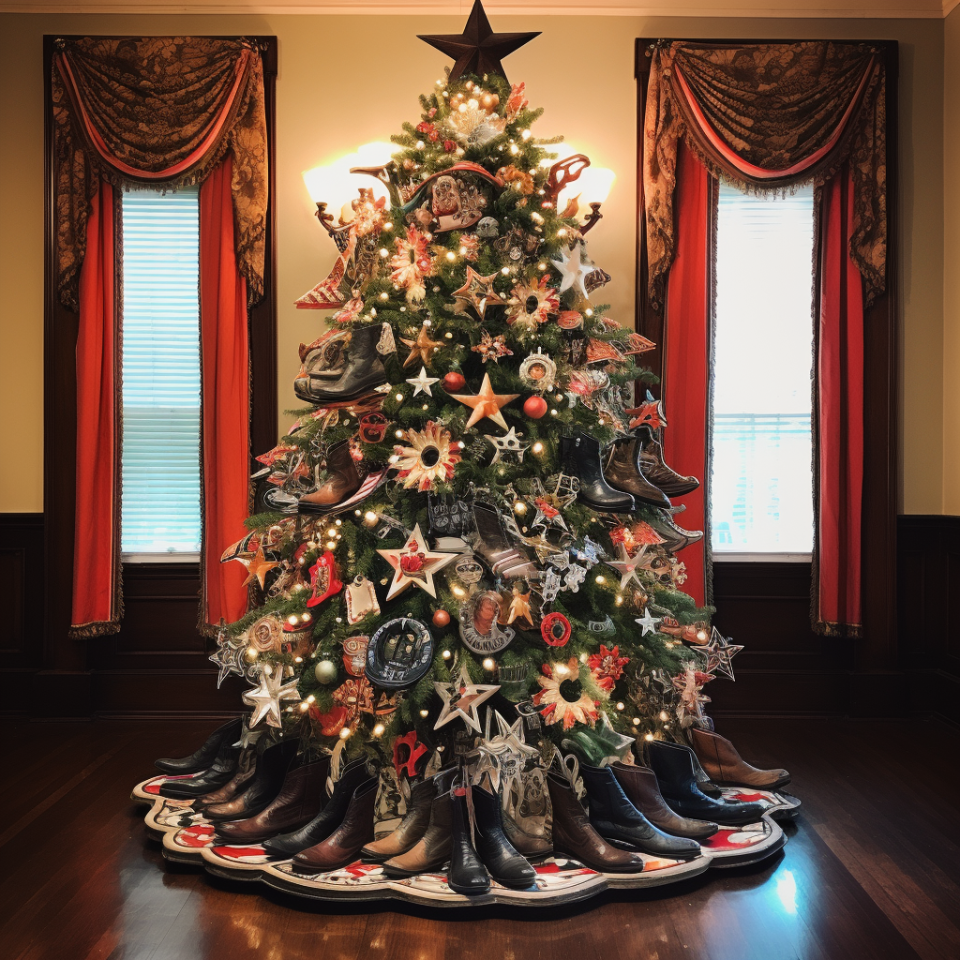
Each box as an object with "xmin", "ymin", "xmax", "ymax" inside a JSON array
[{"xmin": 0, "ymin": 717, "xmax": 958, "ymax": 960}]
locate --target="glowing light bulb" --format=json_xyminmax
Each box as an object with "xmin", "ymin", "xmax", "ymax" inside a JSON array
[
  {"xmin": 339, "ymin": 727, "xmax": 352, "ymax": 739},
  {"xmin": 373, "ymin": 723, "xmax": 385, "ymax": 736}
]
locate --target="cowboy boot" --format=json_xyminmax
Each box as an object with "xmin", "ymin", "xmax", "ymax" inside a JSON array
[
  {"xmin": 203, "ymin": 739, "xmax": 299, "ymax": 823},
  {"xmin": 261, "ymin": 757, "xmax": 371, "ymax": 859},
  {"xmin": 690, "ymin": 727, "xmax": 791, "ymax": 790},
  {"xmin": 382, "ymin": 769, "xmax": 457, "ymax": 878},
  {"xmin": 502, "ymin": 809, "xmax": 553, "ymax": 862},
  {"xmin": 647, "ymin": 511, "xmax": 703, "ymax": 554},
  {"xmin": 610, "ymin": 762, "xmax": 718, "ymax": 840},
  {"xmin": 560, "ymin": 433, "xmax": 635, "ymax": 513},
  {"xmin": 361, "ymin": 776, "xmax": 438, "ymax": 863},
  {"xmin": 471, "ymin": 784, "xmax": 537, "ymax": 888},
  {"xmin": 605, "ymin": 437, "xmax": 671, "ymax": 507},
  {"xmin": 154, "ymin": 717, "xmax": 243, "ymax": 775},
  {"xmin": 648, "ymin": 741, "xmax": 766, "ymax": 826},
  {"xmin": 294, "ymin": 324, "xmax": 387, "ymax": 404},
  {"xmin": 579, "ymin": 763, "xmax": 701, "ymax": 859},
  {"xmin": 546, "ymin": 772, "xmax": 646, "ymax": 873},
  {"xmin": 194, "ymin": 748, "xmax": 258, "ymax": 810},
  {"xmin": 298, "ymin": 440, "xmax": 363, "ymax": 513},
  {"xmin": 214, "ymin": 755, "xmax": 330, "ymax": 844},
  {"xmin": 447, "ymin": 784, "xmax": 491, "ymax": 895},
  {"xmin": 637, "ymin": 426, "xmax": 700, "ymax": 497},
  {"xmin": 292, "ymin": 776, "xmax": 379, "ymax": 872},
  {"xmin": 159, "ymin": 738, "xmax": 241, "ymax": 799}
]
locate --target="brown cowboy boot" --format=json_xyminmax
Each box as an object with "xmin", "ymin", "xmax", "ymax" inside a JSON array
[
  {"xmin": 361, "ymin": 776, "xmax": 438, "ymax": 863},
  {"xmin": 605, "ymin": 437, "xmax": 671, "ymax": 507},
  {"xmin": 298, "ymin": 440, "xmax": 362, "ymax": 513},
  {"xmin": 690, "ymin": 727, "xmax": 790, "ymax": 790}
]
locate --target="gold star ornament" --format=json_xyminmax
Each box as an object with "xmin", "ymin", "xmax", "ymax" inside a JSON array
[
  {"xmin": 451, "ymin": 267, "xmax": 504, "ymax": 320},
  {"xmin": 451, "ymin": 372, "xmax": 519, "ymax": 430},
  {"xmin": 401, "ymin": 325, "xmax": 444, "ymax": 369},
  {"xmin": 240, "ymin": 546, "xmax": 279, "ymax": 589}
]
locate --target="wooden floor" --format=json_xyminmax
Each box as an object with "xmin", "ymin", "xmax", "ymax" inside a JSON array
[{"xmin": 1, "ymin": 717, "xmax": 958, "ymax": 960}]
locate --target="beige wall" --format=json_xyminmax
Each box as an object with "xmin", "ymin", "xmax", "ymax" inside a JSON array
[
  {"xmin": 944, "ymin": 7, "xmax": 960, "ymax": 514},
  {"xmin": 0, "ymin": 12, "xmax": 944, "ymax": 514}
]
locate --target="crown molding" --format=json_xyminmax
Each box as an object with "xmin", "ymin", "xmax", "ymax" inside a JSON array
[{"xmin": 0, "ymin": 2, "xmax": 948, "ymax": 17}]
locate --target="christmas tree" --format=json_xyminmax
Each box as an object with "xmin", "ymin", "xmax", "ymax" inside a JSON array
[{"xmin": 161, "ymin": 3, "xmax": 792, "ymax": 896}]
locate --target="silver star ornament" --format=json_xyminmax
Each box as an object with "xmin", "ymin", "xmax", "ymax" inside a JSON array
[
  {"xmin": 242, "ymin": 667, "xmax": 301, "ymax": 728},
  {"xmin": 406, "ymin": 366, "xmax": 440, "ymax": 397}
]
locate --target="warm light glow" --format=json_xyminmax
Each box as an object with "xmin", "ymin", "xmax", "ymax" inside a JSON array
[
  {"xmin": 373, "ymin": 723, "xmax": 386, "ymax": 737},
  {"xmin": 442, "ymin": 649, "xmax": 452, "ymax": 660},
  {"xmin": 482, "ymin": 657, "xmax": 496, "ymax": 671},
  {"xmin": 301, "ymin": 141, "xmax": 394, "ymax": 211},
  {"xmin": 339, "ymin": 727, "xmax": 352, "ymax": 739},
  {"xmin": 420, "ymin": 709, "xmax": 430, "ymax": 718}
]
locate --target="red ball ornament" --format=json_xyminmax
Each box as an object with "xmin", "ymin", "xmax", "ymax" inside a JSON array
[
  {"xmin": 442, "ymin": 372, "xmax": 466, "ymax": 392},
  {"xmin": 523, "ymin": 396, "xmax": 548, "ymax": 419},
  {"xmin": 432, "ymin": 609, "xmax": 451, "ymax": 628}
]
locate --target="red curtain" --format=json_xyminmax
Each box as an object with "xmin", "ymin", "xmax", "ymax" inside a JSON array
[
  {"xmin": 816, "ymin": 168, "xmax": 864, "ymax": 633},
  {"xmin": 200, "ymin": 157, "xmax": 251, "ymax": 628},
  {"xmin": 71, "ymin": 181, "xmax": 120, "ymax": 636},
  {"xmin": 662, "ymin": 144, "xmax": 710, "ymax": 606}
]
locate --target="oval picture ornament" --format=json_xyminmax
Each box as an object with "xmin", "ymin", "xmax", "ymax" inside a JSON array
[
  {"xmin": 366, "ymin": 617, "xmax": 436, "ymax": 689},
  {"xmin": 459, "ymin": 590, "xmax": 516, "ymax": 654}
]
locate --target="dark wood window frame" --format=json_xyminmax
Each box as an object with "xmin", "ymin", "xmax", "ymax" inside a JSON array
[
  {"xmin": 41, "ymin": 35, "xmax": 278, "ymax": 718},
  {"xmin": 634, "ymin": 39, "xmax": 901, "ymax": 717}
]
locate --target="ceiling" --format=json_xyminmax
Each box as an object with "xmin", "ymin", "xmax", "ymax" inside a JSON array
[{"xmin": 0, "ymin": 0, "xmax": 953, "ymax": 18}]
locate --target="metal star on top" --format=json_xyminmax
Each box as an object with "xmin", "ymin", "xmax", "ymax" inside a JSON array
[
  {"xmin": 485, "ymin": 426, "xmax": 529, "ymax": 465},
  {"xmin": 418, "ymin": 0, "xmax": 540, "ymax": 83},
  {"xmin": 703, "ymin": 626, "xmax": 744, "ymax": 681},
  {"xmin": 451, "ymin": 372, "xmax": 519, "ymax": 430},
  {"xmin": 551, "ymin": 242, "xmax": 590, "ymax": 300},
  {"xmin": 401, "ymin": 325, "xmax": 444, "ymax": 368},
  {"xmin": 242, "ymin": 667, "xmax": 301, "ymax": 728},
  {"xmin": 434, "ymin": 665, "xmax": 501, "ymax": 735},
  {"xmin": 452, "ymin": 268, "xmax": 505, "ymax": 320},
  {"xmin": 407, "ymin": 366, "xmax": 440, "ymax": 397}
]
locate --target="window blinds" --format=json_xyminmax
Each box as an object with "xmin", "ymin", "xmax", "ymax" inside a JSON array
[
  {"xmin": 120, "ymin": 188, "xmax": 202, "ymax": 558},
  {"xmin": 710, "ymin": 181, "xmax": 815, "ymax": 555}
]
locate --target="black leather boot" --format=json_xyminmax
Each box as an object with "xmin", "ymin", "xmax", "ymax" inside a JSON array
[
  {"xmin": 203, "ymin": 739, "xmax": 300, "ymax": 823},
  {"xmin": 447, "ymin": 784, "xmax": 491, "ymax": 895},
  {"xmin": 560, "ymin": 433, "xmax": 635, "ymax": 513},
  {"xmin": 471, "ymin": 784, "xmax": 537, "ymax": 889},
  {"xmin": 261, "ymin": 757, "xmax": 372, "ymax": 859},
  {"xmin": 159, "ymin": 738, "xmax": 241, "ymax": 799},
  {"xmin": 648, "ymin": 741, "xmax": 766, "ymax": 826},
  {"xmin": 605, "ymin": 437, "xmax": 671, "ymax": 508},
  {"xmin": 636, "ymin": 426, "xmax": 700, "ymax": 497},
  {"xmin": 579, "ymin": 764, "xmax": 701, "ymax": 859},
  {"xmin": 154, "ymin": 717, "xmax": 243, "ymax": 775},
  {"xmin": 647, "ymin": 511, "xmax": 703, "ymax": 554},
  {"xmin": 294, "ymin": 324, "xmax": 387, "ymax": 404}
]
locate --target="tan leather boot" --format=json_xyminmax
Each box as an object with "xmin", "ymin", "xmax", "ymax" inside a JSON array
[
  {"xmin": 690, "ymin": 727, "xmax": 790, "ymax": 790},
  {"xmin": 381, "ymin": 777, "xmax": 454, "ymax": 877},
  {"xmin": 361, "ymin": 776, "xmax": 438, "ymax": 862},
  {"xmin": 298, "ymin": 440, "xmax": 362, "ymax": 513}
]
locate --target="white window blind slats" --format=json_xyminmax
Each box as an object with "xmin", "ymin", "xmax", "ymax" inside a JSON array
[
  {"xmin": 710, "ymin": 182, "xmax": 815, "ymax": 556},
  {"xmin": 120, "ymin": 189, "xmax": 202, "ymax": 558}
]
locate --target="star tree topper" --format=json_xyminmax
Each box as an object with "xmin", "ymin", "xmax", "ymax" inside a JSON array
[
  {"xmin": 377, "ymin": 523, "xmax": 458, "ymax": 600},
  {"xmin": 418, "ymin": 0, "xmax": 540, "ymax": 83},
  {"xmin": 451, "ymin": 372, "xmax": 519, "ymax": 430},
  {"xmin": 434, "ymin": 664, "xmax": 501, "ymax": 734}
]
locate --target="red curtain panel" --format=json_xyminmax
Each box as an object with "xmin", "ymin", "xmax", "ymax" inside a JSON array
[
  {"xmin": 200, "ymin": 157, "xmax": 251, "ymax": 629},
  {"xmin": 661, "ymin": 143, "xmax": 710, "ymax": 607},
  {"xmin": 71, "ymin": 181, "xmax": 119, "ymax": 636},
  {"xmin": 816, "ymin": 168, "xmax": 864, "ymax": 634}
]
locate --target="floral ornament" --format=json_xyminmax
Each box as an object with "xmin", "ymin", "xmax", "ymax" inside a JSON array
[
  {"xmin": 588, "ymin": 645, "xmax": 630, "ymax": 692},
  {"xmin": 672, "ymin": 662, "xmax": 714, "ymax": 721},
  {"xmin": 392, "ymin": 420, "xmax": 461, "ymax": 491},
  {"xmin": 534, "ymin": 657, "xmax": 599, "ymax": 731},
  {"xmin": 472, "ymin": 329, "xmax": 513, "ymax": 363},
  {"xmin": 245, "ymin": 614, "xmax": 284, "ymax": 654},
  {"xmin": 416, "ymin": 120, "xmax": 440, "ymax": 142},
  {"xmin": 459, "ymin": 234, "xmax": 480, "ymax": 260},
  {"xmin": 506, "ymin": 276, "xmax": 560, "ymax": 331},
  {"xmin": 506, "ymin": 82, "xmax": 528, "ymax": 120},
  {"xmin": 442, "ymin": 102, "xmax": 506, "ymax": 146},
  {"xmin": 390, "ymin": 225, "xmax": 434, "ymax": 303},
  {"xmin": 497, "ymin": 164, "xmax": 535, "ymax": 195}
]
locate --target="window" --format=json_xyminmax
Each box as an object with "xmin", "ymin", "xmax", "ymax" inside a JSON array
[
  {"xmin": 120, "ymin": 188, "xmax": 202, "ymax": 559},
  {"xmin": 710, "ymin": 181, "xmax": 815, "ymax": 558}
]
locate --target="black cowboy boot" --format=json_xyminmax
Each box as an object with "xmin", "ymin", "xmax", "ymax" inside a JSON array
[
  {"xmin": 447, "ymin": 783, "xmax": 491, "ymax": 895},
  {"xmin": 159, "ymin": 736, "xmax": 241, "ymax": 799},
  {"xmin": 471, "ymin": 783, "xmax": 537, "ymax": 888},
  {"xmin": 203, "ymin": 739, "xmax": 300, "ymax": 823},
  {"xmin": 294, "ymin": 324, "xmax": 387, "ymax": 404},
  {"xmin": 560, "ymin": 433, "xmax": 635, "ymax": 513},
  {"xmin": 154, "ymin": 717, "xmax": 243, "ymax": 775}
]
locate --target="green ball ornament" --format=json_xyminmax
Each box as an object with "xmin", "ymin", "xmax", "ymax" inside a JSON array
[{"xmin": 314, "ymin": 659, "xmax": 338, "ymax": 684}]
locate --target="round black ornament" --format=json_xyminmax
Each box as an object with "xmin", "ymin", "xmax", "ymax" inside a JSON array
[{"xmin": 366, "ymin": 617, "xmax": 435, "ymax": 689}]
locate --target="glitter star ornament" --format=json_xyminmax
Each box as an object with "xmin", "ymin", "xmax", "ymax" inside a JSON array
[
  {"xmin": 485, "ymin": 426, "xmax": 529, "ymax": 464},
  {"xmin": 401, "ymin": 324, "xmax": 444, "ymax": 368},
  {"xmin": 551, "ymin": 242, "xmax": 590, "ymax": 300},
  {"xmin": 452, "ymin": 267, "xmax": 505, "ymax": 320},
  {"xmin": 406, "ymin": 366, "xmax": 440, "ymax": 397},
  {"xmin": 434, "ymin": 665, "xmax": 501, "ymax": 734},
  {"xmin": 377, "ymin": 523, "xmax": 458, "ymax": 600},
  {"xmin": 635, "ymin": 608, "xmax": 661, "ymax": 636},
  {"xmin": 242, "ymin": 667, "xmax": 302, "ymax": 728},
  {"xmin": 451, "ymin": 372, "xmax": 519, "ymax": 430},
  {"xmin": 418, "ymin": 0, "xmax": 540, "ymax": 83},
  {"xmin": 209, "ymin": 638, "xmax": 245, "ymax": 688}
]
